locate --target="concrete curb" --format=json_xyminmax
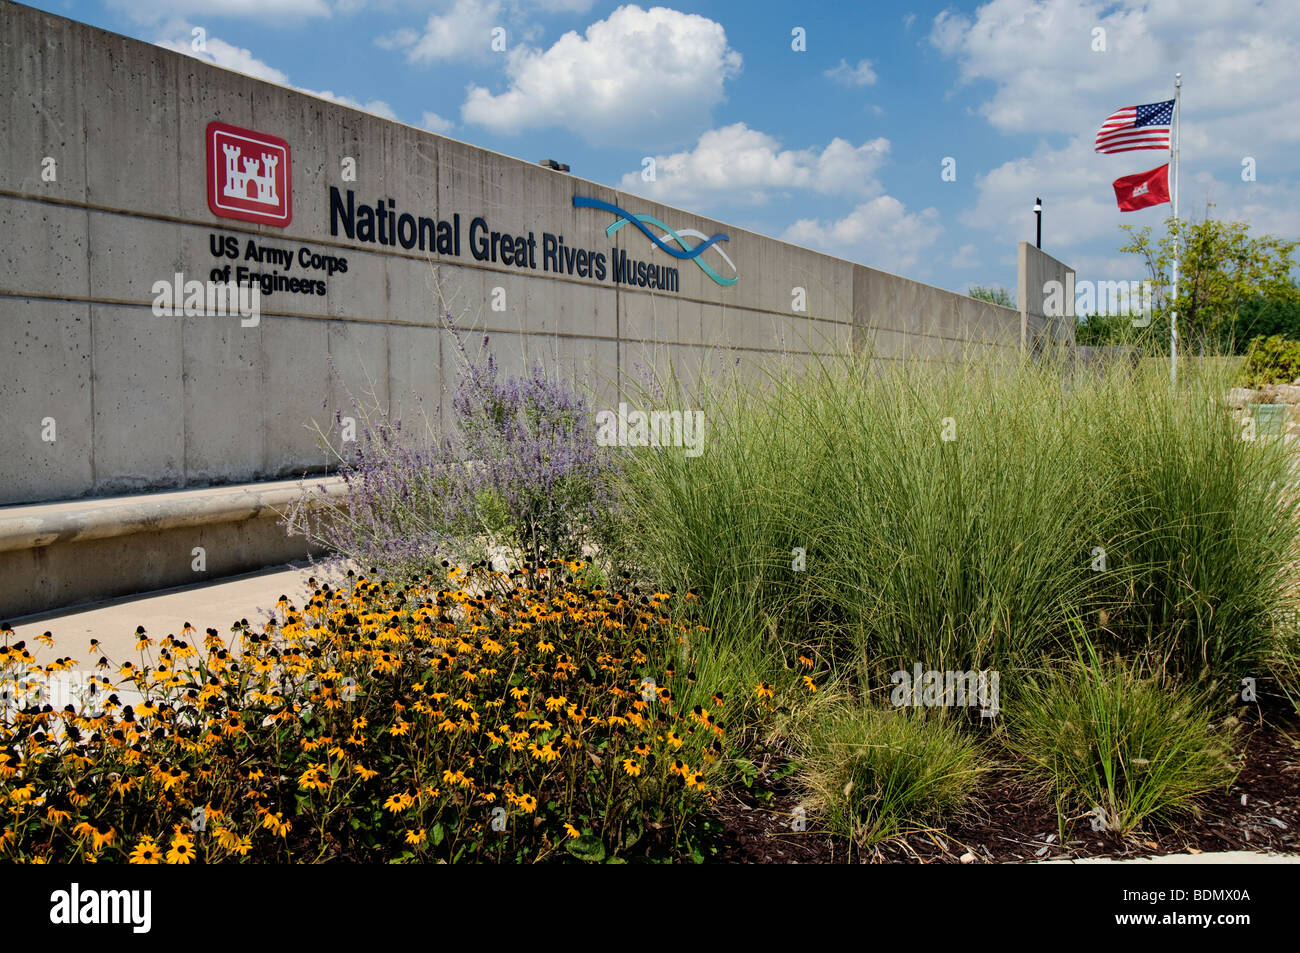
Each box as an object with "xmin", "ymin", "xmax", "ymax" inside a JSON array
[
  {"xmin": 1036, "ymin": 850, "xmax": 1300, "ymax": 864},
  {"xmin": 0, "ymin": 477, "xmax": 348, "ymax": 553}
]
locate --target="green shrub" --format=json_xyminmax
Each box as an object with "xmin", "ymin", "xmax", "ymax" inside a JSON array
[
  {"xmin": 1008, "ymin": 632, "xmax": 1239, "ymax": 837},
  {"xmin": 796, "ymin": 702, "xmax": 986, "ymax": 846},
  {"xmin": 1237, "ymin": 334, "xmax": 1300, "ymax": 386}
]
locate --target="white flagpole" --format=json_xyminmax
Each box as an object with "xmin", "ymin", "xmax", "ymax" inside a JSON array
[{"xmin": 1170, "ymin": 73, "xmax": 1181, "ymax": 384}]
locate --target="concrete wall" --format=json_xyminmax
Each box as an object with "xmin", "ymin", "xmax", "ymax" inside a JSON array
[
  {"xmin": 1018, "ymin": 241, "xmax": 1076, "ymax": 353},
  {"xmin": 1, "ymin": 0, "xmax": 1035, "ymax": 509}
]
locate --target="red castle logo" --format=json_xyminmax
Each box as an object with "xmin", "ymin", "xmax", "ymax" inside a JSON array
[{"xmin": 206, "ymin": 121, "xmax": 292, "ymax": 227}]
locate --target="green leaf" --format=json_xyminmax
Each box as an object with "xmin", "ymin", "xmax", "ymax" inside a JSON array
[{"xmin": 564, "ymin": 833, "xmax": 607, "ymax": 863}]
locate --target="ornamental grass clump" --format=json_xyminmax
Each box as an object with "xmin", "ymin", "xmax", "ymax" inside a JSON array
[
  {"xmin": 0, "ymin": 564, "xmax": 729, "ymax": 863},
  {"xmin": 1008, "ymin": 630, "xmax": 1239, "ymax": 837},
  {"xmin": 289, "ymin": 320, "xmax": 619, "ymax": 578},
  {"xmin": 796, "ymin": 701, "xmax": 986, "ymax": 848},
  {"xmin": 617, "ymin": 346, "xmax": 1300, "ymax": 698}
]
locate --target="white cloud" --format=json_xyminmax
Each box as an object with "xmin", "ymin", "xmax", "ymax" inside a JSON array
[
  {"xmin": 460, "ymin": 4, "xmax": 742, "ymax": 147},
  {"xmin": 303, "ymin": 90, "xmax": 398, "ymax": 119},
  {"xmin": 929, "ymin": 0, "xmax": 1300, "ymax": 164},
  {"xmin": 422, "ymin": 111, "xmax": 456, "ymax": 134},
  {"xmin": 950, "ymin": 243, "xmax": 981, "ymax": 269},
  {"xmin": 379, "ymin": 0, "xmax": 504, "ymax": 64},
  {"xmin": 156, "ymin": 36, "xmax": 289, "ymax": 84},
  {"xmin": 157, "ymin": 28, "xmax": 394, "ymax": 121},
  {"xmin": 618, "ymin": 123, "xmax": 889, "ymax": 206},
  {"xmin": 782, "ymin": 196, "xmax": 944, "ymax": 275},
  {"xmin": 931, "ymin": 0, "xmax": 1300, "ymax": 263},
  {"xmin": 825, "ymin": 58, "xmax": 877, "ymax": 87},
  {"xmin": 961, "ymin": 137, "xmax": 1127, "ymax": 251}
]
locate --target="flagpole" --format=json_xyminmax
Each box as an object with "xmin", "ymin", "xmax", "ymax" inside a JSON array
[{"xmin": 1170, "ymin": 73, "xmax": 1181, "ymax": 384}]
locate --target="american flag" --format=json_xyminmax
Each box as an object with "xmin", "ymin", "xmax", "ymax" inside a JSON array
[{"xmin": 1095, "ymin": 99, "xmax": 1174, "ymax": 154}]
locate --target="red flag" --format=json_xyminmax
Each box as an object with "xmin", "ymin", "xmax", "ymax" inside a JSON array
[{"xmin": 1113, "ymin": 163, "xmax": 1170, "ymax": 212}]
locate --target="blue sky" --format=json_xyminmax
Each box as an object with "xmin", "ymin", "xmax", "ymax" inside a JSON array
[{"xmin": 23, "ymin": 0, "xmax": 1299, "ymax": 296}]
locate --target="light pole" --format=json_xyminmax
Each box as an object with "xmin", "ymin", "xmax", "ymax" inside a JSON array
[{"xmin": 1034, "ymin": 197, "xmax": 1042, "ymax": 249}]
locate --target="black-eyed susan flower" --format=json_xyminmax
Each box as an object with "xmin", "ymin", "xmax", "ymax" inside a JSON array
[
  {"xmin": 260, "ymin": 812, "xmax": 291, "ymax": 837},
  {"xmin": 165, "ymin": 833, "xmax": 194, "ymax": 864},
  {"xmin": 129, "ymin": 837, "xmax": 161, "ymax": 864}
]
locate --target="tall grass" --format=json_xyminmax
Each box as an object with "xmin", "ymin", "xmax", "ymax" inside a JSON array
[
  {"xmin": 613, "ymin": 345, "xmax": 1300, "ymax": 700},
  {"xmin": 797, "ymin": 702, "xmax": 987, "ymax": 847},
  {"xmin": 1009, "ymin": 628, "xmax": 1239, "ymax": 836}
]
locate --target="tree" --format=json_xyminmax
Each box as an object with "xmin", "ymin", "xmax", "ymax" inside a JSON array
[
  {"xmin": 1234, "ymin": 289, "xmax": 1300, "ymax": 352},
  {"xmin": 968, "ymin": 284, "xmax": 1015, "ymax": 308},
  {"xmin": 1119, "ymin": 207, "xmax": 1300, "ymax": 354}
]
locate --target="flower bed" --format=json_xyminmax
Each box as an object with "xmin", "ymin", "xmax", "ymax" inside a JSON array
[{"xmin": 0, "ymin": 563, "xmax": 729, "ymax": 863}]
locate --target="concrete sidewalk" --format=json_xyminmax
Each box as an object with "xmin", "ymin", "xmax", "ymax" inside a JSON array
[
  {"xmin": 1038, "ymin": 851, "xmax": 1300, "ymax": 864},
  {"xmin": 8, "ymin": 562, "xmax": 328, "ymax": 666}
]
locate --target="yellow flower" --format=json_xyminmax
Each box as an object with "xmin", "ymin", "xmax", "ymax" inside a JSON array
[
  {"xmin": 622, "ymin": 758, "xmax": 643, "ymax": 777},
  {"xmin": 354, "ymin": 764, "xmax": 379, "ymax": 781},
  {"xmin": 383, "ymin": 793, "xmax": 412, "ymax": 814},
  {"xmin": 165, "ymin": 834, "xmax": 195, "ymax": 864},
  {"xmin": 802, "ymin": 675, "xmax": 818, "ymax": 693},
  {"xmin": 260, "ymin": 812, "xmax": 291, "ymax": 837},
  {"xmin": 518, "ymin": 794, "xmax": 538, "ymax": 814},
  {"xmin": 564, "ymin": 823, "xmax": 581, "ymax": 839},
  {"xmin": 754, "ymin": 682, "xmax": 774, "ymax": 701},
  {"xmin": 298, "ymin": 763, "xmax": 330, "ymax": 792},
  {"xmin": 404, "ymin": 828, "xmax": 427, "ymax": 847},
  {"xmin": 528, "ymin": 741, "xmax": 560, "ymax": 763},
  {"xmin": 441, "ymin": 769, "xmax": 472, "ymax": 789},
  {"xmin": 129, "ymin": 838, "xmax": 161, "ymax": 864}
]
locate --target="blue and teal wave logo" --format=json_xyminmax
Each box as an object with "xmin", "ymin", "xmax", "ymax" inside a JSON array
[{"xmin": 573, "ymin": 196, "xmax": 739, "ymax": 287}]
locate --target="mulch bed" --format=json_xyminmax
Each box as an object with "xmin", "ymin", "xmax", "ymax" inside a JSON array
[{"xmin": 706, "ymin": 696, "xmax": 1300, "ymax": 864}]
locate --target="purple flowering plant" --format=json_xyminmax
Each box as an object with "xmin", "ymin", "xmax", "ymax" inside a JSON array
[{"xmin": 287, "ymin": 315, "xmax": 619, "ymax": 575}]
